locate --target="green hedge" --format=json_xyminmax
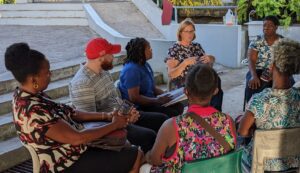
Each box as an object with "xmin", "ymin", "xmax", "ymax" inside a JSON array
[{"xmin": 0, "ymin": 0, "xmax": 15, "ymax": 4}]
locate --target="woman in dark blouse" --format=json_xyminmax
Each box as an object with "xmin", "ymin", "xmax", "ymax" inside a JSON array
[
  {"xmin": 5, "ymin": 42, "xmax": 142, "ymax": 173},
  {"xmin": 165, "ymin": 18, "xmax": 223, "ymax": 111}
]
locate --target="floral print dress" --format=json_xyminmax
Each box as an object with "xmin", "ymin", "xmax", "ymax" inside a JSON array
[
  {"xmin": 12, "ymin": 88, "xmax": 87, "ymax": 173},
  {"xmin": 166, "ymin": 42, "xmax": 206, "ymax": 89},
  {"xmin": 150, "ymin": 105, "xmax": 236, "ymax": 173},
  {"xmin": 242, "ymin": 87, "xmax": 300, "ymax": 171}
]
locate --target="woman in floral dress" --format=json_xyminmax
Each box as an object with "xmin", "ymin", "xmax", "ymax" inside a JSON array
[{"xmin": 165, "ymin": 18, "xmax": 223, "ymax": 111}]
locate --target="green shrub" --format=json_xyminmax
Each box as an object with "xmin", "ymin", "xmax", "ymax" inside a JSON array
[{"xmin": 237, "ymin": 0, "xmax": 300, "ymax": 27}]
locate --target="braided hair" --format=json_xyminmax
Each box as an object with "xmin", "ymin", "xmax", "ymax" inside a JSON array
[{"xmin": 125, "ymin": 37, "xmax": 149, "ymax": 65}]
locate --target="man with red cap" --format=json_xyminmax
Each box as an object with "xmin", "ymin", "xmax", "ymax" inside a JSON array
[{"xmin": 69, "ymin": 38, "xmax": 168, "ymax": 152}]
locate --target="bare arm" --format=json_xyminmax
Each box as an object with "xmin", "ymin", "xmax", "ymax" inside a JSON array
[
  {"xmin": 166, "ymin": 57, "xmax": 196, "ymax": 79},
  {"xmin": 145, "ymin": 119, "xmax": 176, "ymax": 165},
  {"xmin": 154, "ymin": 86, "xmax": 165, "ymax": 96},
  {"xmin": 46, "ymin": 112, "xmax": 127, "ymax": 146},
  {"xmin": 248, "ymin": 49, "xmax": 261, "ymax": 89},
  {"xmin": 238, "ymin": 111, "xmax": 255, "ymax": 137},
  {"xmin": 72, "ymin": 110, "xmax": 113, "ymax": 122},
  {"xmin": 127, "ymin": 86, "xmax": 171, "ymax": 106}
]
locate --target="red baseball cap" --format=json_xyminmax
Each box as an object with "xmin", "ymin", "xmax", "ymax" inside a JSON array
[{"xmin": 85, "ymin": 38, "xmax": 121, "ymax": 59}]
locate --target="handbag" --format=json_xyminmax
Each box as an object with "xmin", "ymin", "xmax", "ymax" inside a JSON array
[
  {"xmin": 84, "ymin": 122, "xmax": 128, "ymax": 151},
  {"xmin": 182, "ymin": 112, "xmax": 242, "ymax": 173}
]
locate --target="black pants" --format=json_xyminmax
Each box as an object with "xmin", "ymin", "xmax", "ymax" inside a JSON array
[
  {"xmin": 138, "ymin": 102, "xmax": 184, "ymax": 118},
  {"xmin": 127, "ymin": 111, "xmax": 168, "ymax": 152},
  {"xmin": 65, "ymin": 147, "xmax": 137, "ymax": 173}
]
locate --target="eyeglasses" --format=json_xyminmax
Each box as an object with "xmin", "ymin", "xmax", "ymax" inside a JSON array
[{"xmin": 182, "ymin": 30, "xmax": 195, "ymax": 33}]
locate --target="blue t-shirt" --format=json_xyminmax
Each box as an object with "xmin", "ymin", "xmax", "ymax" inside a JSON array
[{"xmin": 118, "ymin": 61, "xmax": 155, "ymax": 105}]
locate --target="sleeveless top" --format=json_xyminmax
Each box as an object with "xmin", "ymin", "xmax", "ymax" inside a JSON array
[{"xmin": 150, "ymin": 105, "xmax": 236, "ymax": 173}]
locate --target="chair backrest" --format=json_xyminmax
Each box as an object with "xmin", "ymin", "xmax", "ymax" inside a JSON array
[
  {"xmin": 251, "ymin": 128, "xmax": 300, "ymax": 173},
  {"xmin": 23, "ymin": 144, "xmax": 40, "ymax": 173},
  {"xmin": 182, "ymin": 149, "xmax": 243, "ymax": 173}
]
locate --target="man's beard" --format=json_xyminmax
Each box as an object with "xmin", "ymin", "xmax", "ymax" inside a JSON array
[{"xmin": 101, "ymin": 60, "xmax": 113, "ymax": 71}]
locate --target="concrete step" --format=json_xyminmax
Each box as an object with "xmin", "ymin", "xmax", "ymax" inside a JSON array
[
  {"xmin": 0, "ymin": 137, "xmax": 30, "ymax": 172},
  {"xmin": 0, "ymin": 17, "xmax": 89, "ymax": 26},
  {"xmin": 0, "ymin": 3, "xmax": 84, "ymax": 11},
  {"xmin": 0, "ymin": 77, "xmax": 72, "ymax": 116},
  {"xmin": 0, "ymin": 58, "xmax": 85, "ymax": 95},
  {"xmin": 0, "ymin": 10, "xmax": 86, "ymax": 18}
]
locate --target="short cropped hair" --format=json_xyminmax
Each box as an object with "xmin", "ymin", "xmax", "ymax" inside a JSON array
[
  {"xmin": 264, "ymin": 15, "xmax": 280, "ymax": 26},
  {"xmin": 5, "ymin": 43, "xmax": 46, "ymax": 83},
  {"xmin": 185, "ymin": 64, "xmax": 218, "ymax": 99},
  {"xmin": 125, "ymin": 37, "xmax": 149, "ymax": 65},
  {"xmin": 272, "ymin": 38, "xmax": 300, "ymax": 76},
  {"xmin": 177, "ymin": 18, "xmax": 196, "ymax": 41}
]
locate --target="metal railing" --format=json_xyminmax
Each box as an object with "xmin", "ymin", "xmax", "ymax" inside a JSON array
[{"xmin": 173, "ymin": 5, "xmax": 238, "ymax": 24}]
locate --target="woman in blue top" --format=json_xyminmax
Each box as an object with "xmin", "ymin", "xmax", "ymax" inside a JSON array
[{"xmin": 118, "ymin": 38, "xmax": 184, "ymax": 118}]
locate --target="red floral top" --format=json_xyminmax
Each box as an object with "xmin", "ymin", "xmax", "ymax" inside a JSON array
[
  {"xmin": 151, "ymin": 105, "xmax": 236, "ymax": 173},
  {"xmin": 12, "ymin": 88, "xmax": 87, "ymax": 173}
]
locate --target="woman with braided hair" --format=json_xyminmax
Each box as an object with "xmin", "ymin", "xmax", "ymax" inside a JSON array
[{"xmin": 118, "ymin": 37, "xmax": 184, "ymax": 118}]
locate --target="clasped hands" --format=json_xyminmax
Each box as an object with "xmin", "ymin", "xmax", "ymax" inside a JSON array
[{"xmin": 111, "ymin": 108, "xmax": 140, "ymax": 129}]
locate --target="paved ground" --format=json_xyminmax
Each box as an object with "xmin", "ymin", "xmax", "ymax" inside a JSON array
[
  {"xmin": 91, "ymin": 1, "xmax": 165, "ymax": 39},
  {"xmin": 0, "ymin": 25, "xmax": 98, "ymax": 74}
]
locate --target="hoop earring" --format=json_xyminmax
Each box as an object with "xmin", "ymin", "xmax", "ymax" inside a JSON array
[{"xmin": 33, "ymin": 82, "xmax": 39, "ymax": 89}]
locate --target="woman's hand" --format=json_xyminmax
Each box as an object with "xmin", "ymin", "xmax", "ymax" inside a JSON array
[
  {"xmin": 112, "ymin": 110, "xmax": 128, "ymax": 129},
  {"xmin": 200, "ymin": 55, "xmax": 215, "ymax": 65},
  {"xmin": 128, "ymin": 108, "xmax": 140, "ymax": 124},
  {"xmin": 156, "ymin": 94, "xmax": 172, "ymax": 105},
  {"xmin": 248, "ymin": 75, "xmax": 261, "ymax": 89},
  {"xmin": 183, "ymin": 57, "xmax": 197, "ymax": 67}
]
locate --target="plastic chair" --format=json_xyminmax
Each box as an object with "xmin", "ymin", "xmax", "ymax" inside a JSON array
[
  {"xmin": 251, "ymin": 128, "xmax": 300, "ymax": 173},
  {"xmin": 23, "ymin": 143, "xmax": 40, "ymax": 173},
  {"xmin": 182, "ymin": 149, "xmax": 243, "ymax": 173}
]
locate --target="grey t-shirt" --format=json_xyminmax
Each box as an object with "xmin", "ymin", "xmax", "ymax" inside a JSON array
[{"xmin": 69, "ymin": 66, "xmax": 120, "ymax": 112}]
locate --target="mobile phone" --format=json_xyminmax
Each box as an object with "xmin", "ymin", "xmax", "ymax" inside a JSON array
[{"xmin": 118, "ymin": 100, "xmax": 134, "ymax": 116}]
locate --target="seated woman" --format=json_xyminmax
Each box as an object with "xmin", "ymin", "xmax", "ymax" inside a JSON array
[
  {"xmin": 4, "ymin": 42, "xmax": 142, "ymax": 173},
  {"xmin": 143, "ymin": 64, "xmax": 236, "ymax": 172},
  {"xmin": 244, "ymin": 16, "xmax": 294, "ymax": 107},
  {"xmin": 118, "ymin": 37, "xmax": 184, "ymax": 118},
  {"xmin": 165, "ymin": 18, "xmax": 223, "ymax": 111},
  {"xmin": 238, "ymin": 38, "xmax": 300, "ymax": 172}
]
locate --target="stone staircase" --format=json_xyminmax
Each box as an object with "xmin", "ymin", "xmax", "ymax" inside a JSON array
[
  {"xmin": 0, "ymin": 3, "xmax": 88, "ymax": 26},
  {"xmin": 0, "ymin": 55, "xmax": 164, "ymax": 172}
]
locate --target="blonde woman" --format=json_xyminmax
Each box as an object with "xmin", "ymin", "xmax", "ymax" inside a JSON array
[{"xmin": 165, "ymin": 18, "xmax": 223, "ymax": 111}]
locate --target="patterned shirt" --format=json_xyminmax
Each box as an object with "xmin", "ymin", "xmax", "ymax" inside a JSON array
[
  {"xmin": 12, "ymin": 88, "xmax": 86, "ymax": 173},
  {"xmin": 249, "ymin": 35, "xmax": 283, "ymax": 69},
  {"xmin": 151, "ymin": 105, "xmax": 236, "ymax": 173},
  {"xmin": 166, "ymin": 42, "xmax": 205, "ymax": 89},
  {"xmin": 69, "ymin": 66, "xmax": 120, "ymax": 112},
  {"xmin": 242, "ymin": 87, "xmax": 300, "ymax": 171}
]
